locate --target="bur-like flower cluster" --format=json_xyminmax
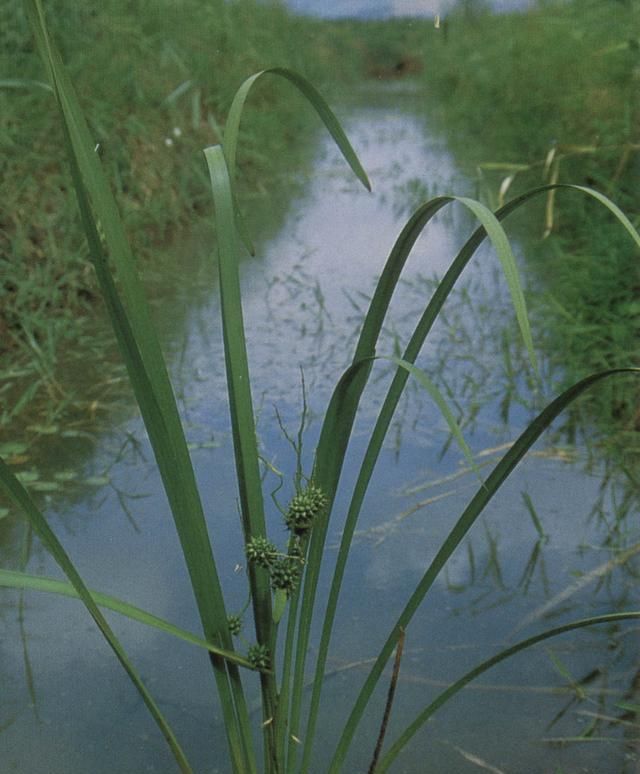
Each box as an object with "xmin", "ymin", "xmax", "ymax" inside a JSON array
[
  {"xmin": 245, "ymin": 536, "xmax": 278, "ymax": 569},
  {"xmin": 247, "ymin": 643, "xmax": 270, "ymax": 670},
  {"xmin": 270, "ymin": 557, "xmax": 302, "ymax": 595},
  {"xmin": 285, "ymin": 484, "xmax": 328, "ymax": 535},
  {"xmin": 242, "ymin": 484, "xmax": 328, "ymax": 606},
  {"xmin": 227, "ymin": 614, "xmax": 242, "ymax": 637}
]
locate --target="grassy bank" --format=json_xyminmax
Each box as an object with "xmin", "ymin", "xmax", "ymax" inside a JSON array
[
  {"xmin": 1, "ymin": 0, "xmax": 360, "ymax": 432},
  {"xmin": 5, "ymin": 8, "xmax": 639, "ymax": 768},
  {"xmin": 412, "ymin": 0, "xmax": 640, "ymax": 454}
]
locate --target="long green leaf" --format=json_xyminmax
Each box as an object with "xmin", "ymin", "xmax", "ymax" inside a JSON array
[
  {"xmin": 224, "ymin": 68, "xmax": 370, "ymax": 192},
  {"xmin": 0, "ymin": 77, "xmax": 53, "ymax": 92},
  {"xmin": 204, "ymin": 144, "xmax": 278, "ymax": 766},
  {"xmin": 328, "ymin": 368, "xmax": 640, "ymax": 772},
  {"xmin": 298, "ymin": 193, "xmax": 534, "ymax": 769},
  {"xmin": 214, "ymin": 71, "xmax": 376, "ymax": 762},
  {"xmin": 0, "ymin": 459, "xmax": 193, "ymax": 772},
  {"xmin": 377, "ymin": 611, "xmax": 640, "ymax": 772},
  {"xmin": 301, "ymin": 182, "xmax": 640, "ymax": 771},
  {"xmin": 387, "ymin": 357, "xmax": 480, "ymax": 479},
  {"xmin": 223, "ymin": 68, "xmax": 370, "ymax": 254},
  {"xmin": 22, "ymin": 3, "xmax": 252, "ymax": 769},
  {"xmin": 0, "ymin": 569, "xmax": 256, "ymax": 670},
  {"xmin": 456, "ymin": 196, "xmax": 537, "ymax": 374},
  {"xmin": 23, "ymin": 0, "xmax": 223, "ymax": 640}
]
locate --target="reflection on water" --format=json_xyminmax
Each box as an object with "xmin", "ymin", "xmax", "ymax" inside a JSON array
[{"xmin": 1, "ymin": 87, "xmax": 639, "ymax": 773}]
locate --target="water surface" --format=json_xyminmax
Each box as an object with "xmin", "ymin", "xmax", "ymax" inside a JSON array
[{"xmin": 1, "ymin": 86, "xmax": 638, "ymax": 773}]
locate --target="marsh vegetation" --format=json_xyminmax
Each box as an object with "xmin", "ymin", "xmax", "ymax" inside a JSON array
[{"xmin": 1, "ymin": 2, "xmax": 640, "ymax": 773}]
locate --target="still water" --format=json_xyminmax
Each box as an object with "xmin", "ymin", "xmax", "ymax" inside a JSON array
[
  {"xmin": 1, "ymin": 86, "xmax": 639, "ymax": 772},
  {"xmin": 283, "ymin": 0, "xmax": 540, "ymax": 20}
]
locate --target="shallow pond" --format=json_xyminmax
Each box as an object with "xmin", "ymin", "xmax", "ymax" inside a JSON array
[{"xmin": 1, "ymin": 85, "xmax": 639, "ymax": 773}]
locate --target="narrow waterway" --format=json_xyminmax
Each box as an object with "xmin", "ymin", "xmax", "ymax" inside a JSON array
[{"xmin": 1, "ymin": 86, "xmax": 638, "ymax": 773}]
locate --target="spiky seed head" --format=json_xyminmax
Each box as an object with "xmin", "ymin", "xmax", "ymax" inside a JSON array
[
  {"xmin": 247, "ymin": 643, "xmax": 270, "ymax": 671},
  {"xmin": 246, "ymin": 536, "xmax": 278, "ymax": 569},
  {"xmin": 285, "ymin": 485, "xmax": 328, "ymax": 534},
  {"xmin": 270, "ymin": 557, "xmax": 301, "ymax": 595},
  {"xmin": 227, "ymin": 614, "xmax": 242, "ymax": 637}
]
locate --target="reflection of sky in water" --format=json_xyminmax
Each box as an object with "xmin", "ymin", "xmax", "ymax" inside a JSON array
[
  {"xmin": 2, "ymin": 92, "xmax": 638, "ymax": 773},
  {"xmin": 174, "ymin": 97, "xmax": 506, "ymax": 436},
  {"xmin": 284, "ymin": 0, "xmax": 540, "ymax": 19},
  {"xmin": 240, "ymin": 105, "xmax": 464, "ymax": 400}
]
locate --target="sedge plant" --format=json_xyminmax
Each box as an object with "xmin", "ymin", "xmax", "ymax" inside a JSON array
[{"xmin": 2, "ymin": 1, "xmax": 640, "ymax": 771}]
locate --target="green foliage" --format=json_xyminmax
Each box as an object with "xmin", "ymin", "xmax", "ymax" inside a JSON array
[
  {"xmin": 0, "ymin": 0, "xmax": 358, "ymax": 429},
  {"xmin": 0, "ymin": 568, "xmax": 253, "ymax": 667},
  {"xmin": 2, "ymin": 2, "xmax": 639, "ymax": 772},
  {"xmin": 418, "ymin": 0, "xmax": 640, "ymax": 445},
  {"xmin": 425, "ymin": 0, "xmax": 639, "ymax": 160}
]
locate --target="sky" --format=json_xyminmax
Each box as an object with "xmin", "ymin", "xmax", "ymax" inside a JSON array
[{"xmin": 283, "ymin": 0, "xmax": 539, "ymax": 18}]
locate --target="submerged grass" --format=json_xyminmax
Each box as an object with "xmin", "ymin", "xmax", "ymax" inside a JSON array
[{"xmin": 1, "ymin": 2, "xmax": 640, "ymax": 771}]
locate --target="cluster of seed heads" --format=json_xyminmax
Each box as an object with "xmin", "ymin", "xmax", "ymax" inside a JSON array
[
  {"xmin": 247, "ymin": 643, "xmax": 270, "ymax": 670},
  {"xmin": 285, "ymin": 484, "xmax": 328, "ymax": 535},
  {"xmin": 237, "ymin": 486, "xmax": 328, "ymax": 669},
  {"xmin": 242, "ymin": 484, "xmax": 327, "ymax": 612}
]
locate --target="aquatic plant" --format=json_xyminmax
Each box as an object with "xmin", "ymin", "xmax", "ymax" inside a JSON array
[
  {"xmin": 419, "ymin": 0, "xmax": 640, "ymax": 451},
  {"xmin": 1, "ymin": 1, "xmax": 639, "ymax": 772},
  {"xmin": 0, "ymin": 0, "xmax": 352, "ymax": 429}
]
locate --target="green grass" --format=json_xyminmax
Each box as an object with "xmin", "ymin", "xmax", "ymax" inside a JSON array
[
  {"xmin": 1, "ymin": 2, "xmax": 640, "ymax": 772},
  {"xmin": 0, "ymin": 0, "xmax": 360, "ymax": 432},
  {"xmin": 421, "ymin": 0, "xmax": 638, "ymax": 162},
  {"xmin": 410, "ymin": 0, "xmax": 640, "ymax": 451}
]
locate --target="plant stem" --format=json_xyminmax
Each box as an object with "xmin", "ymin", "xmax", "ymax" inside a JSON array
[{"xmin": 368, "ymin": 627, "xmax": 405, "ymax": 774}]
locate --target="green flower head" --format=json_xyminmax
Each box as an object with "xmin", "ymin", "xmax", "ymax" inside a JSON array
[
  {"xmin": 270, "ymin": 557, "xmax": 302, "ymax": 595},
  {"xmin": 247, "ymin": 643, "xmax": 270, "ymax": 671},
  {"xmin": 245, "ymin": 536, "xmax": 278, "ymax": 569},
  {"xmin": 285, "ymin": 484, "xmax": 328, "ymax": 535}
]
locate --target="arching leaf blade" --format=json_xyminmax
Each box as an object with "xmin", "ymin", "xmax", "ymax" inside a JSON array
[
  {"xmin": 387, "ymin": 357, "xmax": 482, "ymax": 482},
  {"xmin": 224, "ymin": 68, "xmax": 370, "ymax": 191},
  {"xmin": 327, "ymin": 368, "xmax": 640, "ymax": 772},
  {"xmin": 378, "ymin": 611, "xmax": 640, "ymax": 772},
  {"xmin": 0, "ymin": 569, "xmax": 256, "ymax": 670},
  {"xmin": 457, "ymin": 195, "xmax": 537, "ymax": 375},
  {"xmin": 301, "ymin": 184, "xmax": 640, "ymax": 769},
  {"xmin": 23, "ymin": 3, "xmax": 254, "ymax": 769},
  {"xmin": 0, "ymin": 457, "xmax": 193, "ymax": 773}
]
